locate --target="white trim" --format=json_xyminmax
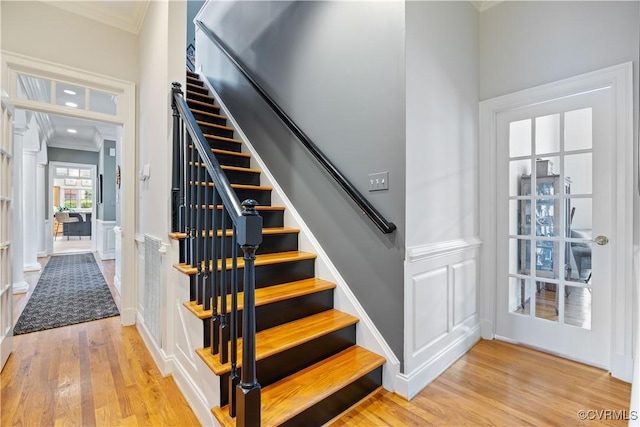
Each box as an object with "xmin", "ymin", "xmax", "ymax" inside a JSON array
[
  {"xmin": 2, "ymin": 51, "xmax": 137, "ymax": 329},
  {"xmin": 479, "ymin": 62, "xmax": 634, "ymax": 380},
  {"xmin": 136, "ymin": 313, "xmax": 170, "ymax": 375},
  {"xmin": 12, "ymin": 281, "xmax": 29, "ymax": 294},
  {"xmin": 23, "ymin": 262, "xmax": 41, "ymax": 272},
  {"xmin": 406, "ymin": 237, "xmax": 482, "ymax": 263},
  {"xmin": 395, "ymin": 323, "xmax": 480, "ymax": 399},
  {"xmin": 96, "ymin": 219, "xmax": 116, "ymax": 260},
  {"xmin": 198, "ymin": 70, "xmax": 401, "ymax": 390}
]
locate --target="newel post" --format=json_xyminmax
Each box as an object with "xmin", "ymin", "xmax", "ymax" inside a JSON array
[{"xmin": 237, "ymin": 199, "xmax": 262, "ymax": 427}]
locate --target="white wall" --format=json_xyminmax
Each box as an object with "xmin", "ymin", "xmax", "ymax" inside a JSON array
[
  {"xmin": 0, "ymin": 1, "xmax": 139, "ymax": 83},
  {"xmin": 401, "ymin": 1, "xmax": 480, "ymax": 398}
]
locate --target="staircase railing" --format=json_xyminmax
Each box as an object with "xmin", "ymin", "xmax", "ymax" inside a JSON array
[
  {"xmin": 194, "ymin": 20, "xmax": 396, "ymax": 235},
  {"xmin": 171, "ymin": 82, "xmax": 262, "ymax": 427}
]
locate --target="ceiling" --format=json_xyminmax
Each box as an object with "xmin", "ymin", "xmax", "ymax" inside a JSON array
[{"xmin": 16, "ymin": 1, "xmax": 144, "ymax": 153}]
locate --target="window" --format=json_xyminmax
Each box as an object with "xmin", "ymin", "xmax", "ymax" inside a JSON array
[
  {"xmin": 62, "ymin": 189, "xmax": 92, "ymax": 210},
  {"xmin": 64, "ymin": 189, "xmax": 78, "ymax": 209}
]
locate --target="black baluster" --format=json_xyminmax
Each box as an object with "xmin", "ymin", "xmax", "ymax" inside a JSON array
[
  {"xmin": 194, "ymin": 148, "xmax": 204, "ymax": 305},
  {"xmin": 229, "ymin": 227, "xmax": 239, "ymax": 418},
  {"xmin": 171, "ymin": 82, "xmax": 181, "ymax": 233},
  {"xmin": 203, "ymin": 168, "xmax": 211, "ymax": 311},
  {"xmin": 210, "ymin": 193, "xmax": 220, "ymax": 355},
  {"xmin": 219, "ymin": 205, "xmax": 229, "ymax": 364}
]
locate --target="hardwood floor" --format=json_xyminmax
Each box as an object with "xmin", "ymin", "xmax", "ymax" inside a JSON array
[
  {"xmin": 3, "ymin": 254, "xmax": 630, "ymax": 426},
  {"xmin": 2, "ymin": 254, "xmax": 200, "ymax": 426},
  {"xmin": 330, "ymin": 339, "xmax": 631, "ymax": 426}
]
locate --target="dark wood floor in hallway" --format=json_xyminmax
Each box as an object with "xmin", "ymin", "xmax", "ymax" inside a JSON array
[{"xmin": 1, "ymin": 256, "xmax": 631, "ymax": 426}]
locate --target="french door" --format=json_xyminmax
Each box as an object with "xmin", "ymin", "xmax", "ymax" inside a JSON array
[
  {"xmin": 495, "ymin": 87, "xmax": 613, "ymax": 368},
  {"xmin": 1, "ymin": 98, "xmax": 14, "ymax": 371}
]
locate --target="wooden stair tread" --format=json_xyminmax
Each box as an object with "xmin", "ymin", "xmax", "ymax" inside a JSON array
[
  {"xmin": 190, "ymin": 108, "xmax": 227, "ymax": 121},
  {"xmin": 183, "ymin": 278, "xmax": 336, "ymax": 319},
  {"xmin": 196, "ymin": 309, "xmax": 358, "ymax": 375},
  {"xmin": 196, "ymin": 120, "xmax": 234, "ymax": 132},
  {"xmin": 190, "ymin": 181, "xmax": 272, "ymax": 191},
  {"xmin": 173, "ymin": 251, "xmax": 317, "ymax": 275},
  {"xmin": 202, "ymin": 133, "xmax": 242, "ymax": 144},
  {"xmin": 187, "ymin": 99, "xmax": 220, "ymax": 109},
  {"xmin": 171, "ymin": 227, "xmax": 299, "ymax": 241},
  {"xmin": 186, "ymin": 90, "xmax": 214, "ymax": 100},
  {"xmin": 212, "ymin": 346, "xmax": 385, "ymax": 426},
  {"xmin": 189, "ymin": 163, "xmax": 260, "ymax": 174},
  {"xmin": 188, "ymin": 145, "xmax": 251, "ymax": 158}
]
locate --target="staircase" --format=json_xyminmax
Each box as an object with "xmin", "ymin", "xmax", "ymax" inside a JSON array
[{"xmin": 170, "ymin": 70, "xmax": 386, "ymax": 426}]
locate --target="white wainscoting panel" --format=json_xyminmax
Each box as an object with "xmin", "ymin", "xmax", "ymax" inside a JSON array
[
  {"xmin": 413, "ymin": 267, "xmax": 448, "ymax": 351},
  {"xmin": 399, "ymin": 237, "xmax": 481, "ymax": 399},
  {"xmin": 96, "ymin": 220, "xmax": 116, "ymax": 260}
]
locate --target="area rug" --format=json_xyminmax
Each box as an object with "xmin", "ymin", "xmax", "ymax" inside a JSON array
[{"xmin": 13, "ymin": 253, "xmax": 119, "ymax": 335}]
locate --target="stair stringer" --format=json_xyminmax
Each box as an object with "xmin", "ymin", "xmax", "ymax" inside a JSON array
[
  {"xmin": 197, "ymin": 69, "xmax": 401, "ymax": 391},
  {"xmin": 163, "ymin": 252, "xmax": 223, "ymax": 425}
]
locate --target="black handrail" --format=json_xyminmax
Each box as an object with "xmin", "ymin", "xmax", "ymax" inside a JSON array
[
  {"xmin": 172, "ymin": 82, "xmax": 262, "ymax": 426},
  {"xmin": 195, "ymin": 20, "xmax": 396, "ymax": 234}
]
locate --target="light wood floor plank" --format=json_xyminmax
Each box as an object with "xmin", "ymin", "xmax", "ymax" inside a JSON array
[{"xmin": 329, "ymin": 340, "xmax": 631, "ymax": 426}]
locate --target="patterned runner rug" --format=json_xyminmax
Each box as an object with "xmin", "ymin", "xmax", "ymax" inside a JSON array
[{"xmin": 14, "ymin": 253, "xmax": 119, "ymax": 335}]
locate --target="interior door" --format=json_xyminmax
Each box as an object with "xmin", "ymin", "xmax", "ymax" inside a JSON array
[
  {"xmin": 495, "ymin": 87, "xmax": 613, "ymax": 369},
  {"xmin": 1, "ymin": 98, "xmax": 14, "ymax": 371}
]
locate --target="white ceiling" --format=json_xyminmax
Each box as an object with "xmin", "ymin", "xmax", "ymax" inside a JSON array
[{"xmin": 42, "ymin": 0, "xmax": 150, "ymax": 34}]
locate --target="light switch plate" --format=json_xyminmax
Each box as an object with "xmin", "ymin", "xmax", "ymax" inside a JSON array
[{"xmin": 368, "ymin": 171, "xmax": 389, "ymax": 191}]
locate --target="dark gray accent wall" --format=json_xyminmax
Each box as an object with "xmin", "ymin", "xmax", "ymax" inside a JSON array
[
  {"xmin": 187, "ymin": 0, "xmax": 206, "ymax": 48},
  {"xmin": 197, "ymin": 1, "xmax": 406, "ymax": 363},
  {"xmin": 48, "ymin": 147, "xmax": 99, "ymax": 165}
]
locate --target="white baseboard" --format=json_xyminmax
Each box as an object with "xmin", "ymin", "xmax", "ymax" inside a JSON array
[
  {"xmin": 166, "ymin": 357, "xmax": 218, "ymax": 426},
  {"xmin": 23, "ymin": 262, "xmax": 41, "ymax": 272},
  {"xmin": 12, "ymin": 281, "xmax": 29, "ymax": 294},
  {"xmin": 98, "ymin": 250, "xmax": 115, "ymax": 260},
  {"xmin": 120, "ymin": 307, "xmax": 136, "ymax": 326},
  {"xmin": 395, "ymin": 324, "xmax": 480, "ymax": 399},
  {"xmin": 480, "ymin": 319, "xmax": 494, "ymax": 339},
  {"xmin": 136, "ymin": 313, "xmax": 170, "ymax": 375}
]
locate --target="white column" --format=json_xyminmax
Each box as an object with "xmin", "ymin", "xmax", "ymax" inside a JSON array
[
  {"xmin": 11, "ymin": 127, "xmax": 28, "ymax": 293},
  {"xmin": 36, "ymin": 164, "xmax": 46, "ymax": 256},
  {"xmin": 22, "ymin": 150, "xmax": 41, "ymax": 272}
]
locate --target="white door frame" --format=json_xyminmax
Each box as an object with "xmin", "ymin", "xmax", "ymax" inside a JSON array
[
  {"xmin": 479, "ymin": 62, "xmax": 634, "ymax": 382},
  {"xmin": 1, "ymin": 51, "xmax": 138, "ymax": 326}
]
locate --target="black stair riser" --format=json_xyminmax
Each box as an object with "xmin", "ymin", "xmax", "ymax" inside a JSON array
[
  {"xmin": 199, "ymin": 208, "xmax": 284, "ymax": 229},
  {"xmin": 220, "ymin": 289, "xmax": 333, "ymax": 338},
  {"xmin": 219, "ymin": 325, "xmax": 356, "ymax": 406},
  {"xmin": 211, "ymin": 152, "xmax": 250, "ymax": 168},
  {"xmin": 198, "ymin": 122, "xmax": 234, "ymax": 139},
  {"xmin": 222, "ymin": 168, "xmax": 260, "ymax": 186},
  {"xmin": 192, "ymin": 111, "xmax": 227, "ymax": 126},
  {"xmin": 201, "ymin": 290, "xmax": 333, "ymax": 348},
  {"xmin": 205, "ymin": 137, "xmax": 242, "ymax": 153},
  {"xmin": 194, "ymin": 186, "xmax": 271, "ymax": 206},
  {"xmin": 187, "ymin": 99, "xmax": 220, "ymax": 114},
  {"xmin": 190, "ymin": 166, "xmax": 259, "ymax": 185},
  {"xmin": 190, "ymin": 232, "xmax": 298, "ymax": 258},
  {"xmin": 187, "ymin": 83, "xmax": 208, "ymax": 94},
  {"xmin": 190, "ymin": 258, "xmax": 315, "ymax": 298},
  {"xmin": 187, "ymin": 91, "xmax": 215, "ymax": 103},
  {"xmin": 282, "ymin": 365, "xmax": 383, "ymax": 427}
]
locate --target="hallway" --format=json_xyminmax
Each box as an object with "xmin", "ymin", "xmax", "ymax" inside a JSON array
[{"xmin": 2, "ymin": 255, "xmax": 200, "ymax": 426}]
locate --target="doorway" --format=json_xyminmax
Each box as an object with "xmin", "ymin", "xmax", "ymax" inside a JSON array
[
  {"xmin": 495, "ymin": 88, "xmax": 612, "ymax": 368},
  {"xmin": 479, "ymin": 63, "xmax": 634, "ymax": 381},
  {"xmin": 50, "ymin": 161, "xmax": 97, "ymax": 255}
]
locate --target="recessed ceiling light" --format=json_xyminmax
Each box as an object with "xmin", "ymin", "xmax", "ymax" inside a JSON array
[
  {"xmin": 67, "ymin": 129, "xmax": 77, "ymax": 134},
  {"xmin": 65, "ymin": 102, "xmax": 78, "ymax": 108},
  {"xmin": 63, "ymin": 89, "xmax": 76, "ymax": 95}
]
